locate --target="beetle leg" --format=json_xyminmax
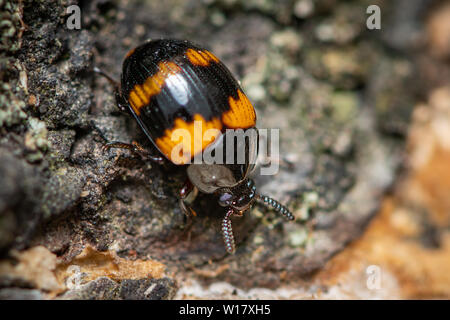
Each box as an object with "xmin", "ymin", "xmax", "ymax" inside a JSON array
[
  {"xmin": 179, "ymin": 180, "xmax": 197, "ymax": 217},
  {"xmin": 257, "ymin": 194, "xmax": 295, "ymax": 221},
  {"xmin": 103, "ymin": 141, "xmax": 165, "ymax": 163},
  {"xmin": 179, "ymin": 199, "xmax": 197, "ymax": 217},
  {"xmin": 93, "ymin": 68, "xmax": 162, "ymax": 162},
  {"xmin": 222, "ymin": 208, "xmax": 236, "ymax": 254}
]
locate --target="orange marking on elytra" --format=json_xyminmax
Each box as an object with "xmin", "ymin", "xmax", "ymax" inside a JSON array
[
  {"xmin": 155, "ymin": 114, "xmax": 223, "ymax": 165},
  {"xmin": 203, "ymin": 50, "xmax": 219, "ymax": 63},
  {"xmin": 125, "ymin": 48, "xmax": 136, "ymax": 58},
  {"xmin": 186, "ymin": 48, "xmax": 219, "ymax": 66},
  {"xmin": 222, "ymin": 89, "xmax": 256, "ymax": 129},
  {"xmin": 128, "ymin": 61, "xmax": 181, "ymax": 115}
]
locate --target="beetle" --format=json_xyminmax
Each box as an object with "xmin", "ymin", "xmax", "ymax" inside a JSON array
[{"xmin": 96, "ymin": 39, "xmax": 294, "ymax": 254}]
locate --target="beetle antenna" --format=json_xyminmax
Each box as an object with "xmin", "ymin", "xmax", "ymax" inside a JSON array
[
  {"xmin": 222, "ymin": 208, "xmax": 236, "ymax": 254},
  {"xmin": 257, "ymin": 194, "xmax": 295, "ymax": 221}
]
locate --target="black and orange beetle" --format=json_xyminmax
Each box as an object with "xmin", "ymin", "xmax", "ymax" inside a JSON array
[{"xmin": 96, "ymin": 39, "xmax": 294, "ymax": 254}]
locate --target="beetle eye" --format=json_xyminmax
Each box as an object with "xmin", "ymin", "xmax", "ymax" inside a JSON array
[{"xmin": 218, "ymin": 192, "xmax": 233, "ymax": 207}]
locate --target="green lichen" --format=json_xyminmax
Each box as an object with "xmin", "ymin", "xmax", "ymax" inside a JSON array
[
  {"xmin": 330, "ymin": 91, "xmax": 358, "ymax": 124},
  {"xmin": 24, "ymin": 118, "xmax": 49, "ymax": 163},
  {"xmin": 0, "ymin": 0, "xmax": 27, "ymax": 128},
  {"xmin": 0, "ymin": 0, "xmax": 23, "ymax": 52},
  {"xmin": 0, "ymin": 87, "xmax": 28, "ymax": 127},
  {"xmin": 288, "ymin": 228, "xmax": 308, "ymax": 248},
  {"xmin": 296, "ymin": 191, "xmax": 319, "ymax": 221},
  {"xmin": 252, "ymin": 234, "xmax": 264, "ymax": 245}
]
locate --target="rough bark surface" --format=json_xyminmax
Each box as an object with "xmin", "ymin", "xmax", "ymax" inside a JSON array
[{"xmin": 0, "ymin": 0, "xmax": 432, "ymax": 299}]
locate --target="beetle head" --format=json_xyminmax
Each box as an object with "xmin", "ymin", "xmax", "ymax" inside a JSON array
[{"xmin": 217, "ymin": 179, "xmax": 257, "ymax": 214}]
